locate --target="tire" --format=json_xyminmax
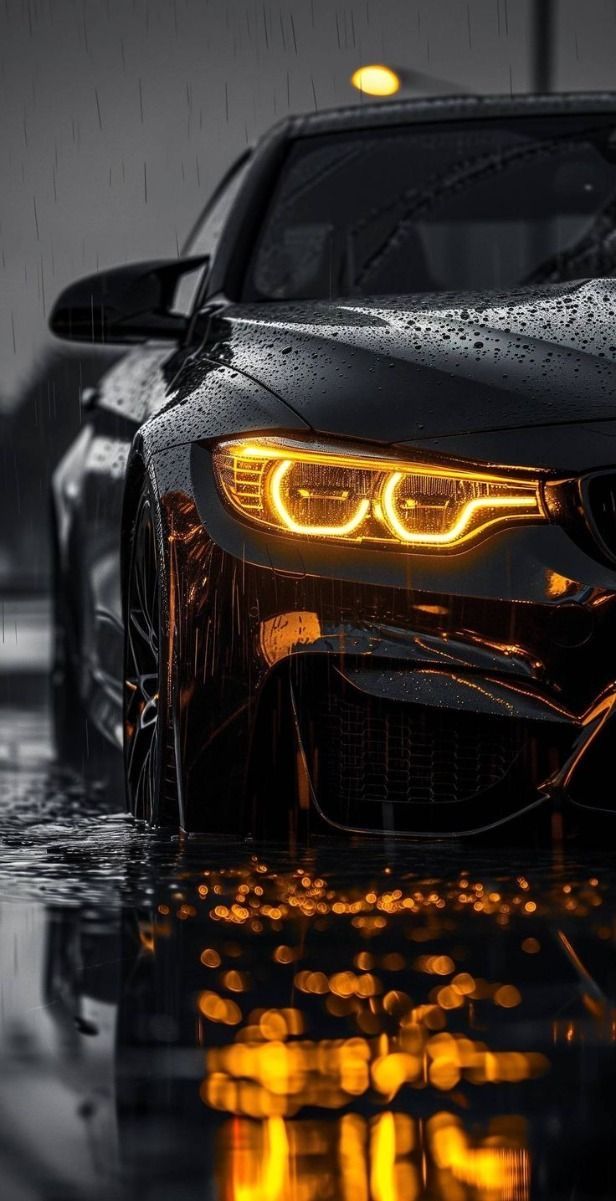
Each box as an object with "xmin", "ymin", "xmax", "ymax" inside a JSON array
[{"xmin": 123, "ymin": 485, "xmax": 178, "ymax": 826}]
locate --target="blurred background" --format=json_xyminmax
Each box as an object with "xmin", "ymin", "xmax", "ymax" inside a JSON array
[{"xmin": 2, "ymin": 0, "xmax": 616, "ymax": 591}]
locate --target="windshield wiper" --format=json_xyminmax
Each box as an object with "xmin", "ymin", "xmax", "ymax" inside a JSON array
[{"xmin": 523, "ymin": 192, "xmax": 616, "ymax": 285}]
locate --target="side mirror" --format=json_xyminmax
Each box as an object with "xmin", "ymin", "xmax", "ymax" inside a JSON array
[{"xmin": 49, "ymin": 256, "xmax": 209, "ymax": 344}]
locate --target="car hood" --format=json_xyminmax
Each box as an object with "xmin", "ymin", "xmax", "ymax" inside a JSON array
[{"xmin": 206, "ymin": 279, "xmax": 616, "ymax": 450}]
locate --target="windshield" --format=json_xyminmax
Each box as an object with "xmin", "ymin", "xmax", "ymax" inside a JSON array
[{"xmin": 244, "ymin": 115, "xmax": 616, "ymax": 301}]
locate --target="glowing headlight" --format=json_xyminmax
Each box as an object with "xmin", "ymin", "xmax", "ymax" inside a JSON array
[{"xmin": 212, "ymin": 438, "xmax": 545, "ymax": 551}]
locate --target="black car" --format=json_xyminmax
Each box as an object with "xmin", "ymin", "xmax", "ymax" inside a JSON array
[{"xmin": 50, "ymin": 91, "xmax": 616, "ymax": 837}]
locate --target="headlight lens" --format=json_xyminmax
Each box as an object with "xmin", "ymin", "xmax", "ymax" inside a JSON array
[{"xmin": 212, "ymin": 437, "xmax": 545, "ymax": 551}]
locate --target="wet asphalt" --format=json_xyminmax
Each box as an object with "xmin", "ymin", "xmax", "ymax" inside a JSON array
[{"xmin": 0, "ymin": 598, "xmax": 615, "ymax": 1200}]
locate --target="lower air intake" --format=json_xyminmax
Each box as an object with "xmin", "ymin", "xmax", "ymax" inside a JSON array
[{"xmin": 313, "ymin": 685, "xmax": 524, "ymax": 812}]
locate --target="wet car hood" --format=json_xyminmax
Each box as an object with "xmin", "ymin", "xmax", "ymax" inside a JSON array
[{"xmin": 206, "ymin": 279, "xmax": 616, "ymax": 447}]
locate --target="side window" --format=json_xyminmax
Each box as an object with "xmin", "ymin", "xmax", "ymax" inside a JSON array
[
  {"xmin": 185, "ymin": 154, "xmax": 250, "ymax": 257},
  {"xmin": 171, "ymin": 155, "xmax": 250, "ymax": 316},
  {"xmin": 171, "ymin": 153, "xmax": 251, "ymax": 317}
]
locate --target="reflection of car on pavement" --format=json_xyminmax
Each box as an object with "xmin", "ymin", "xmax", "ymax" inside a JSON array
[
  {"xmin": 28, "ymin": 851, "xmax": 616, "ymax": 1201},
  {"xmin": 50, "ymin": 92, "xmax": 616, "ymax": 834},
  {"xmin": 0, "ymin": 902, "xmax": 121, "ymax": 1199}
]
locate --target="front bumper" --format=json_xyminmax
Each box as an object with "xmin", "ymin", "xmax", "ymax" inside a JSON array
[{"xmin": 151, "ymin": 442, "xmax": 616, "ymax": 835}]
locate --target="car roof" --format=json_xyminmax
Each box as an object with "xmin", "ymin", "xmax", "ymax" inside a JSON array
[{"xmin": 275, "ymin": 90, "xmax": 616, "ymax": 140}]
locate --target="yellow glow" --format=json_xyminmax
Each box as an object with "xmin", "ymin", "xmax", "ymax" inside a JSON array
[
  {"xmin": 218, "ymin": 1113, "xmax": 526, "ymax": 1201},
  {"xmin": 198, "ymin": 990, "xmax": 242, "ymax": 1025},
  {"xmin": 429, "ymin": 1114, "xmax": 530, "ymax": 1198},
  {"xmin": 545, "ymin": 569, "xmax": 579, "ymax": 598},
  {"xmin": 178, "ymin": 854, "xmax": 583, "ymax": 1201},
  {"xmin": 340, "ymin": 1115, "xmax": 369, "ymax": 1201},
  {"xmin": 381, "ymin": 471, "xmax": 539, "ymax": 547},
  {"xmin": 370, "ymin": 1113, "xmax": 397, "ymax": 1201},
  {"xmin": 262, "ymin": 1117, "xmax": 288, "ymax": 1198},
  {"xmin": 269, "ymin": 459, "xmax": 371, "ymax": 537},
  {"xmin": 259, "ymin": 611, "xmax": 322, "ymax": 666},
  {"xmin": 230, "ymin": 1116, "xmax": 289, "ymax": 1201},
  {"xmin": 232, "ymin": 439, "xmax": 516, "ymax": 479},
  {"xmin": 213, "ymin": 437, "xmax": 544, "ymax": 553},
  {"xmin": 350, "ymin": 64, "xmax": 401, "ymax": 96}
]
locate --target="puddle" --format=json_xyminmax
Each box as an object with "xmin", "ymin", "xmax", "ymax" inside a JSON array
[{"xmin": 0, "ymin": 705, "xmax": 614, "ymax": 1199}]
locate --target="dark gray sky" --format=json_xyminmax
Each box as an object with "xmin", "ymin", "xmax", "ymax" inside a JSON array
[{"xmin": 1, "ymin": 0, "xmax": 615, "ymax": 407}]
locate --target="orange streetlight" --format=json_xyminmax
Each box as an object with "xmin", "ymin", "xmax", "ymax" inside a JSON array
[{"xmin": 350, "ymin": 64, "xmax": 401, "ymax": 97}]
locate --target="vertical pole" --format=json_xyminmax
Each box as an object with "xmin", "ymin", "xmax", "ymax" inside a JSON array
[{"xmin": 533, "ymin": 0, "xmax": 555, "ymax": 92}]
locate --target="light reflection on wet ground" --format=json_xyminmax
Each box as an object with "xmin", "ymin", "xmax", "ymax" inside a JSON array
[{"xmin": 0, "ymin": 701, "xmax": 615, "ymax": 1200}]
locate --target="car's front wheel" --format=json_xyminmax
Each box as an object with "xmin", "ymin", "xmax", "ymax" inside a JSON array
[{"xmin": 124, "ymin": 488, "xmax": 177, "ymax": 826}]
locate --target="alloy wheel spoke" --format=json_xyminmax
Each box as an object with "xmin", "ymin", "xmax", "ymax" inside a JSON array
[{"xmin": 129, "ymin": 606, "xmax": 152, "ymax": 649}]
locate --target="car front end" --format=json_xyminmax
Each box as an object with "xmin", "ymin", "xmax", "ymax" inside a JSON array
[
  {"xmin": 144, "ymin": 283, "xmax": 616, "ymax": 837},
  {"xmin": 49, "ymin": 91, "xmax": 616, "ymax": 836}
]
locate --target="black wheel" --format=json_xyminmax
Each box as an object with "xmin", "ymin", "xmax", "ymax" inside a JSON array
[{"xmin": 124, "ymin": 489, "xmax": 177, "ymax": 826}]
